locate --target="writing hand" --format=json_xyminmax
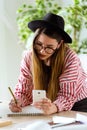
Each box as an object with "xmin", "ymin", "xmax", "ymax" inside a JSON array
[{"xmin": 9, "ymin": 99, "xmax": 22, "ymax": 112}]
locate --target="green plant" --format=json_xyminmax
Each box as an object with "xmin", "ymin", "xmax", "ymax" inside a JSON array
[
  {"xmin": 61, "ymin": 0, "xmax": 87, "ymax": 53},
  {"xmin": 16, "ymin": 0, "xmax": 87, "ymax": 53},
  {"xmin": 16, "ymin": 0, "xmax": 61, "ymax": 45}
]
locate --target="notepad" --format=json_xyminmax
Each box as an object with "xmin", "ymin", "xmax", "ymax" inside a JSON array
[{"xmin": 7, "ymin": 105, "xmax": 44, "ymax": 117}]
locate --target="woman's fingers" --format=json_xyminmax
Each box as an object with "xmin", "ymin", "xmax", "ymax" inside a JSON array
[
  {"xmin": 9, "ymin": 99, "xmax": 22, "ymax": 112},
  {"xmin": 33, "ymin": 98, "xmax": 58, "ymax": 115},
  {"xmin": 33, "ymin": 98, "xmax": 51, "ymax": 110}
]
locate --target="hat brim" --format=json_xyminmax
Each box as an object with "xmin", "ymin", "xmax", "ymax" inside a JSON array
[{"xmin": 28, "ymin": 20, "xmax": 72, "ymax": 43}]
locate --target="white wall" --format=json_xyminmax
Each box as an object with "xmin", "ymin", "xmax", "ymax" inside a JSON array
[{"xmin": 0, "ymin": 0, "xmax": 35, "ymax": 100}]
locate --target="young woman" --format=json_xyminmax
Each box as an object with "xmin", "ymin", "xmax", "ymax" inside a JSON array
[{"xmin": 9, "ymin": 13, "xmax": 87, "ymax": 114}]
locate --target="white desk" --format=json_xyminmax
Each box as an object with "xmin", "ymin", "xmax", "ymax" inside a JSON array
[{"xmin": 0, "ymin": 101, "xmax": 87, "ymax": 130}]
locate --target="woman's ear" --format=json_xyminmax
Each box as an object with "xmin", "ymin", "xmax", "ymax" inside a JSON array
[{"xmin": 57, "ymin": 40, "xmax": 64, "ymax": 49}]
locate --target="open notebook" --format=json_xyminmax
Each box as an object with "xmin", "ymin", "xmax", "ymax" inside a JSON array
[{"xmin": 7, "ymin": 105, "xmax": 44, "ymax": 117}]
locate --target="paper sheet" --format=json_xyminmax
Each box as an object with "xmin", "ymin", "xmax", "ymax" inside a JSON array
[
  {"xmin": 7, "ymin": 105, "xmax": 44, "ymax": 117},
  {"xmin": 52, "ymin": 113, "xmax": 87, "ymax": 126},
  {"xmin": 76, "ymin": 113, "xmax": 87, "ymax": 124},
  {"xmin": 52, "ymin": 116, "xmax": 75, "ymax": 124}
]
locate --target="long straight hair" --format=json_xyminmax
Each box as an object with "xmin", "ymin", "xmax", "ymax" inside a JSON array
[{"xmin": 32, "ymin": 28, "xmax": 68, "ymax": 101}]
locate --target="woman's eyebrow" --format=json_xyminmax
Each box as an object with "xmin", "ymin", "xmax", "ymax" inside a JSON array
[
  {"xmin": 37, "ymin": 40, "xmax": 56, "ymax": 47},
  {"xmin": 46, "ymin": 44, "xmax": 55, "ymax": 47}
]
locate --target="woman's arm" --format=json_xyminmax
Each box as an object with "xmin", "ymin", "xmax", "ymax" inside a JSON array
[
  {"xmin": 14, "ymin": 50, "xmax": 33, "ymax": 107},
  {"xmin": 54, "ymin": 49, "xmax": 86, "ymax": 112}
]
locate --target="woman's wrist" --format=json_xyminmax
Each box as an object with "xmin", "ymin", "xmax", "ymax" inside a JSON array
[{"xmin": 53, "ymin": 103, "xmax": 59, "ymax": 113}]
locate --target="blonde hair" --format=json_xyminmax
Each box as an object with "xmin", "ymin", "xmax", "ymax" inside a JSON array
[{"xmin": 32, "ymin": 28, "xmax": 68, "ymax": 101}]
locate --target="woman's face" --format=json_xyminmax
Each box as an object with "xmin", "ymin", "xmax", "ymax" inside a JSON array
[{"xmin": 34, "ymin": 33, "xmax": 61, "ymax": 61}]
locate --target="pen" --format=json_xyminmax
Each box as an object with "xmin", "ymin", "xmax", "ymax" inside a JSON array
[
  {"xmin": 51, "ymin": 122, "xmax": 76, "ymax": 129},
  {"xmin": 8, "ymin": 87, "xmax": 17, "ymax": 104}
]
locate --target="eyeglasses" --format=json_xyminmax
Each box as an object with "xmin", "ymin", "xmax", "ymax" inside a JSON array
[{"xmin": 34, "ymin": 43, "xmax": 57, "ymax": 54}]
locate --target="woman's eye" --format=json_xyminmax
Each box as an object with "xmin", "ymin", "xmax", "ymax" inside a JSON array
[{"xmin": 37, "ymin": 43, "xmax": 42, "ymax": 46}]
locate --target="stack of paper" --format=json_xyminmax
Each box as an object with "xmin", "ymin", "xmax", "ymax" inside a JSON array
[
  {"xmin": 51, "ymin": 113, "xmax": 87, "ymax": 129},
  {"xmin": 52, "ymin": 113, "xmax": 87, "ymax": 124},
  {"xmin": 76, "ymin": 113, "xmax": 87, "ymax": 124}
]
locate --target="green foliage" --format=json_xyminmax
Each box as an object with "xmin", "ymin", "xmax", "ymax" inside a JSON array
[
  {"xmin": 16, "ymin": 0, "xmax": 61, "ymax": 44},
  {"xmin": 62, "ymin": 0, "xmax": 87, "ymax": 53},
  {"xmin": 77, "ymin": 38, "xmax": 87, "ymax": 53},
  {"xmin": 16, "ymin": 0, "xmax": 87, "ymax": 53}
]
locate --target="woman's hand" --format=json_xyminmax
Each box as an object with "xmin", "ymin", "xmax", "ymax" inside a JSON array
[
  {"xmin": 9, "ymin": 99, "xmax": 22, "ymax": 112},
  {"xmin": 33, "ymin": 98, "xmax": 58, "ymax": 115}
]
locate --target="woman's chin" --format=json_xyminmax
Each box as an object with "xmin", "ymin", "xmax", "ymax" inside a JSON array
[
  {"xmin": 38, "ymin": 54, "xmax": 46, "ymax": 60},
  {"xmin": 38, "ymin": 53, "xmax": 51, "ymax": 61},
  {"xmin": 39, "ymin": 56, "xmax": 46, "ymax": 60}
]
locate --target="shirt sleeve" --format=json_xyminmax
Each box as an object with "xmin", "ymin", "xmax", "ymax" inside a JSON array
[
  {"xmin": 14, "ymin": 50, "xmax": 33, "ymax": 107},
  {"xmin": 54, "ymin": 49, "xmax": 84, "ymax": 112}
]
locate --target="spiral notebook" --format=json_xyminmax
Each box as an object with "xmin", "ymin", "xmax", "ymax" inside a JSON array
[{"xmin": 7, "ymin": 105, "xmax": 44, "ymax": 117}]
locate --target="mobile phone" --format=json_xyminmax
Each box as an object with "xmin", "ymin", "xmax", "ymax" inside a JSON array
[{"xmin": 32, "ymin": 90, "xmax": 46, "ymax": 103}]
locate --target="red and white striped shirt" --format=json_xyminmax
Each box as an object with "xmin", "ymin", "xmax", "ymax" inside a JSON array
[{"xmin": 14, "ymin": 48, "xmax": 87, "ymax": 112}]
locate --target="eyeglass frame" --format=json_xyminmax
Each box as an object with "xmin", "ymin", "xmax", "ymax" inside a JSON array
[{"xmin": 33, "ymin": 42, "xmax": 58, "ymax": 54}]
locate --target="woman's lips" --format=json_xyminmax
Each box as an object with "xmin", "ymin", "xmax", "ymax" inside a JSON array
[
  {"xmin": 37, "ymin": 53, "xmax": 47, "ymax": 59},
  {"xmin": 39, "ymin": 54, "xmax": 45, "ymax": 57}
]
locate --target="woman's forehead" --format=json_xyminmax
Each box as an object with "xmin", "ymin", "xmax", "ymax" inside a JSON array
[{"xmin": 37, "ymin": 33, "xmax": 58, "ymax": 45}]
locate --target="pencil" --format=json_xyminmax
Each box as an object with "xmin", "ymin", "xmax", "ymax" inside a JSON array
[{"xmin": 8, "ymin": 87, "xmax": 17, "ymax": 104}]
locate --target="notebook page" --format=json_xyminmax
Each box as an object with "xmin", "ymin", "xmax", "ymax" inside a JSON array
[{"xmin": 7, "ymin": 105, "xmax": 44, "ymax": 117}]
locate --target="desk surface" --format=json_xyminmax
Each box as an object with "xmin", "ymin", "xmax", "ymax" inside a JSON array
[{"xmin": 0, "ymin": 101, "xmax": 87, "ymax": 130}]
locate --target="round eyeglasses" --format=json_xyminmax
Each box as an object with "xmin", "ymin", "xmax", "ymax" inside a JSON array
[{"xmin": 34, "ymin": 43, "xmax": 57, "ymax": 54}]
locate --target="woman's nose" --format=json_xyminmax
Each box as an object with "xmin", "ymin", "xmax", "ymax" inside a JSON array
[{"xmin": 40, "ymin": 48, "xmax": 45, "ymax": 53}]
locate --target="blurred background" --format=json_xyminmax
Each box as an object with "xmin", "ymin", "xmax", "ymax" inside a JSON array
[{"xmin": 0, "ymin": 0, "xmax": 87, "ymax": 100}]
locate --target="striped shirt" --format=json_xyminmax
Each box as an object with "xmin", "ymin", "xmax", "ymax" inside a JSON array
[{"xmin": 14, "ymin": 48, "xmax": 87, "ymax": 112}]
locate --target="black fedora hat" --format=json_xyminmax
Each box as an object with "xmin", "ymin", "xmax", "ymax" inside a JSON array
[{"xmin": 28, "ymin": 12, "xmax": 72, "ymax": 43}]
